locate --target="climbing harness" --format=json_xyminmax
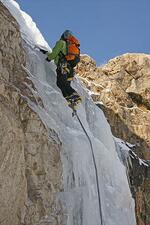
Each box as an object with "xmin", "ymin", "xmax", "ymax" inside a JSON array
[{"xmin": 73, "ymin": 110, "xmax": 104, "ymax": 225}]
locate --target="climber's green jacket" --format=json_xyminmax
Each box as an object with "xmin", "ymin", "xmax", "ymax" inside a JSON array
[{"xmin": 47, "ymin": 39, "xmax": 67, "ymax": 66}]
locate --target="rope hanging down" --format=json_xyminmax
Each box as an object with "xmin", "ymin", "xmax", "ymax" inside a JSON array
[{"xmin": 74, "ymin": 111, "xmax": 104, "ymax": 225}]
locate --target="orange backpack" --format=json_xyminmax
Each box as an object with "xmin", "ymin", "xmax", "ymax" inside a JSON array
[{"xmin": 65, "ymin": 36, "xmax": 80, "ymax": 66}]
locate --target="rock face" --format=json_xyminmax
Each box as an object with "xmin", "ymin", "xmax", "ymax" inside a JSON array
[
  {"xmin": 77, "ymin": 54, "xmax": 150, "ymax": 225},
  {"xmin": 0, "ymin": 3, "xmax": 63, "ymax": 225}
]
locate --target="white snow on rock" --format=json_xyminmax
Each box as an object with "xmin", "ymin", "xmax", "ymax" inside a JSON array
[
  {"xmin": 1, "ymin": 0, "xmax": 137, "ymax": 225},
  {"xmin": 115, "ymin": 137, "xmax": 149, "ymax": 167},
  {"xmin": 1, "ymin": 0, "xmax": 50, "ymax": 50}
]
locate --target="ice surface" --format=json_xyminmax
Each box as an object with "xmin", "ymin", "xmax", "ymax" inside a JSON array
[{"xmin": 1, "ymin": 0, "xmax": 137, "ymax": 224}]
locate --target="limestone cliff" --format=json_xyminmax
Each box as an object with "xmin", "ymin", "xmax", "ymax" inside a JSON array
[
  {"xmin": 77, "ymin": 54, "xmax": 150, "ymax": 225},
  {"xmin": 0, "ymin": 3, "xmax": 63, "ymax": 225}
]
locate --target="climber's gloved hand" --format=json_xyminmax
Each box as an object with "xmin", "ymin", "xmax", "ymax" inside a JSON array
[
  {"xmin": 46, "ymin": 57, "xmax": 51, "ymax": 62},
  {"xmin": 40, "ymin": 49, "xmax": 48, "ymax": 54}
]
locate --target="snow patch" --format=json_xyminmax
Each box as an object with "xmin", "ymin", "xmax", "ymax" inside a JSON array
[
  {"xmin": 115, "ymin": 137, "xmax": 149, "ymax": 167},
  {"xmin": 1, "ymin": 0, "xmax": 50, "ymax": 49}
]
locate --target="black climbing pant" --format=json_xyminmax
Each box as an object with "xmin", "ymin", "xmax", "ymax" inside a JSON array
[{"xmin": 56, "ymin": 68, "xmax": 75, "ymax": 98}]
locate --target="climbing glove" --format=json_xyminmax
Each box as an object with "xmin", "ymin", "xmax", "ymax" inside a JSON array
[
  {"xmin": 40, "ymin": 49, "xmax": 48, "ymax": 54},
  {"xmin": 46, "ymin": 57, "xmax": 51, "ymax": 62}
]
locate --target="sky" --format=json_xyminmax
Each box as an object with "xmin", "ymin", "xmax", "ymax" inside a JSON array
[{"xmin": 16, "ymin": 0, "xmax": 150, "ymax": 65}]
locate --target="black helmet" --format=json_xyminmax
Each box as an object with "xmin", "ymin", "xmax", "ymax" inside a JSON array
[{"xmin": 61, "ymin": 30, "xmax": 73, "ymax": 39}]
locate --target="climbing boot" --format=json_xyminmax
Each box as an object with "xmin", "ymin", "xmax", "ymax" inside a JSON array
[
  {"xmin": 71, "ymin": 93, "xmax": 82, "ymax": 105},
  {"xmin": 65, "ymin": 92, "xmax": 81, "ymax": 110}
]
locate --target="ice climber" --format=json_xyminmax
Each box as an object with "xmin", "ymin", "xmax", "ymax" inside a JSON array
[{"xmin": 40, "ymin": 30, "xmax": 81, "ymax": 109}]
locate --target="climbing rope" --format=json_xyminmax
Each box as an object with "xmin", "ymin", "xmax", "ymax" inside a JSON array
[{"xmin": 74, "ymin": 110, "xmax": 104, "ymax": 225}]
